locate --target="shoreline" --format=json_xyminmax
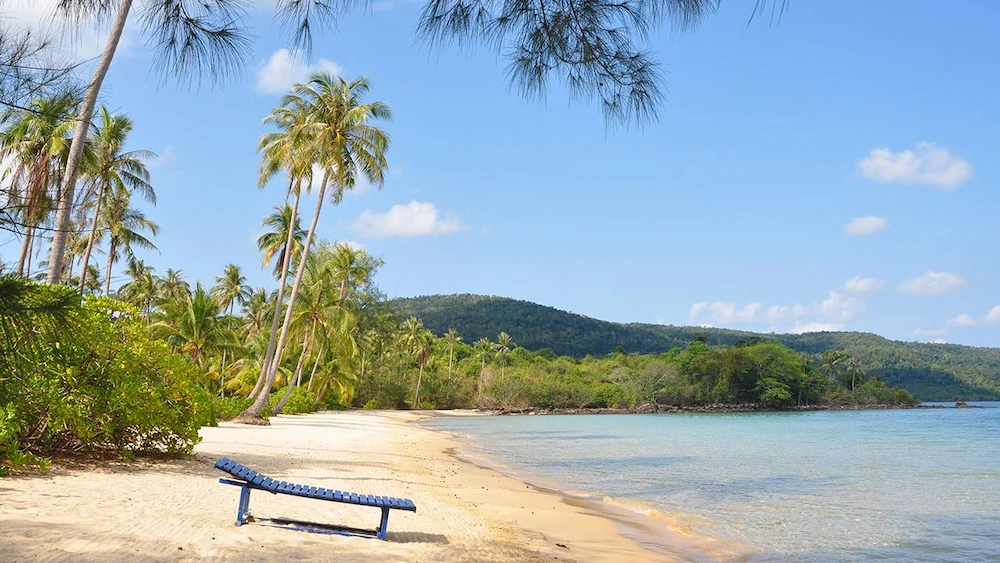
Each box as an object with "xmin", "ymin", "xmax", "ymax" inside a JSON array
[
  {"xmin": 0, "ymin": 410, "xmax": 690, "ymax": 562},
  {"xmin": 423, "ymin": 411, "xmax": 748, "ymax": 562},
  {"xmin": 481, "ymin": 402, "xmax": 977, "ymax": 416}
]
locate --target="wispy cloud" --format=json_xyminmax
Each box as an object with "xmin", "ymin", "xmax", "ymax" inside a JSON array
[
  {"xmin": 857, "ymin": 142, "xmax": 973, "ymax": 189},
  {"xmin": 898, "ymin": 271, "xmax": 966, "ymax": 296},
  {"xmin": 843, "ymin": 215, "xmax": 887, "ymax": 236},
  {"xmin": 350, "ymin": 200, "xmax": 466, "ymax": 239},
  {"xmin": 945, "ymin": 305, "xmax": 1000, "ymax": 328}
]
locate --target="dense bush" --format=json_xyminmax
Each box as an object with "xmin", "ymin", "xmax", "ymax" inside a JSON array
[
  {"xmin": 1, "ymin": 281, "xmax": 211, "ymax": 474},
  {"xmin": 268, "ymin": 386, "xmax": 317, "ymax": 415},
  {"xmin": 212, "ymin": 396, "xmax": 254, "ymax": 421}
]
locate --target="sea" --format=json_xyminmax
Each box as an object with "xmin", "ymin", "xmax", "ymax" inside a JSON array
[{"xmin": 423, "ymin": 403, "xmax": 1000, "ymax": 562}]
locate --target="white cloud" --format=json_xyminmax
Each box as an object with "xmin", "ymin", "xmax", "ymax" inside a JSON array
[
  {"xmin": 898, "ymin": 271, "xmax": 966, "ymax": 296},
  {"xmin": 256, "ymin": 49, "xmax": 342, "ymax": 95},
  {"xmin": 843, "ymin": 215, "xmax": 887, "ymax": 236},
  {"xmin": 857, "ymin": 142, "xmax": 973, "ymax": 189},
  {"xmin": 947, "ymin": 314, "xmax": 978, "ymax": 327},
  {"xmin": 790, "ymin": 321, "xmax": 844, "ymax": 334},
  {"xmin": 986, "ymin": 306, "xmax": 1000, "ymax": 324},
  {"xmin": 688, "ymin": 302, "xmax": 761, "ymax": 325},
  {"xmin": 932, "ymin": 338, "xmax": 948, "ymax": 344},
  {"xmin": 913, "ymin": 327, "xmax": 947, "ymax": 337},
  {"xmin": 691, "ymin": 276, "xmax": 879, "ymax": 333},
  {"xmin": 350, "ymin": 200, "xmax": 466, "ymax": 239},
  {"xmin": 307, "ymin": 163, "xmax": 375, "ymax": 196},
  {"xmin": 945, "ymin": 305, "xmax": 1000, "ymax": 329},
  {"xmin": 844, "ymin": 275, "xmax": 885, "ymax": 294}
]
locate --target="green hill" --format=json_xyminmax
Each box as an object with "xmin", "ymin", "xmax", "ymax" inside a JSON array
[{"xmin": 392, "ymin": 294, "xmax": 1000, "ymax": 401}]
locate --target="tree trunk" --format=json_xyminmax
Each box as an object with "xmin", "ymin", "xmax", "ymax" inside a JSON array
[
  {"xmin": 244, "ymin": 173, "xmax": 328, "ymax": 420},
  {"xmin": 306, "ymin": 347, "xmax": 322, "ymax": 392},
  {"xmin": 77, "ymin": 179, "xmax": 106, "ymax": 292},
  {"xmin": 248, "ymin": 186, "xmax": 300, "ymax": 401},
  {"xmin": 23, "ymin": 229, "xmax": 34, "ymax": 279},
  {"xmin": 15, "ymin": 225, "xmax": 32, "ymax": 278},
  {"xmin": 272, "ymin": 334, "xmax": 309, "ymax": 415},
  {"xmin": 46, "ymin": 0, "xmax": 133, "ymax": 284},
  {"xmin": 104, "ymin": 241, "xmax": 115, "ymax": 295},
  {"xmin": 413, "ymin": 362, "xmax": 424, "ymax": 408},
  {"xmin": 448, "ymin": 347, "xmax": 453, "ymax": 381}
]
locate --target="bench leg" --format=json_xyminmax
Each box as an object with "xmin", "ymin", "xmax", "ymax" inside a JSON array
[
  {"xmin": 236, "ymin": 485, "xmax": 252, "ymax": 526},
  {"xmin": 377, "ymin": 507, "xmax": 390, "ymax": 540}
]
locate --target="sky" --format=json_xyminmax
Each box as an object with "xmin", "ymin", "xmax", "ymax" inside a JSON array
[{"xmin": 3, "ymin": 0, "xmax": 999, "ymax": 347}]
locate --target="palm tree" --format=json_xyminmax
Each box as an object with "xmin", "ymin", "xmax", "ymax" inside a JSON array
[
  {"xmin": 444, "ymin": 328, "xmax": 462, "ymax": 382},
  {"xmin": 243, "ymin": 74, "xmax": 391, "ymax": 421},
  {"xmin": 117, "ymin": 259, "xmax": 157, "ymax": 318},
  {"xmin": 240, "ymin": 287, "xmax": 271, "ymax": 338},
  {"xmin": 158, "ymin": 268, "xmax": 191, "ymax": 304},
  {"xmin": 0, "ymin": 91, "xmax": 77, "ymax": 278},
  {"xmin": 272, "ymin": 243, "xmax": 357, "ymax": 414},
  {"xmin": 77, "ymin": 107, "xmax": 155, "ymax": 293},
  {"xmin": 151, "ymin": 283, "xmax": 238, "ymax": 367},
  {"xmin": 257, "ymin": 203, "xmax": 305, "ymax": 278},
  {"xmin": 100, "ymin": 192, "xmax": 158, "ymax": 295},
  {"xmin": 247, "ymin": 102, "xmax": 315, "ymax": 402},
  {"xmin": 845, "ymin": 356, "xmax": 865, "ymax": 395},
  {"xmin": 496, "ymin": 331, "xmax": 514, "ymax": 381},
  {"xmin": 45, "ymin": 0, "xmax": 249, "ymax": 282},
  {"xmin": 329, "ymin": 242, "xmax": 380, "ymax": 300},
  {"xmin": 213, "ymin": 264, "xmax": 251, "ymax": 315},
  {"xmin": 474, "ymin": 337, "xmax": 494, "ymax": 401}
]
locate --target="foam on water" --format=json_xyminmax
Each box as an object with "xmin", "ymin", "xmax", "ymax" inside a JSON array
[{"xmin": 425, "ymin": 404, "xmax": 1000, "ymax": 562}]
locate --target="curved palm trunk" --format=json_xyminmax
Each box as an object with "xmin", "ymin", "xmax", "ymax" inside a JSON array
[
  {"xmin": 77, "ymin": 180, "xmax": 106, "ymax": 292},
  {"xmin": 413, "ymin": 361, "xmax": 425, "ymax": 408},
  {"xmin": 272, "ymin": 333, "xmax": 310, "ymax": 415},
  {"xmin": 306, "ymin": 346, "xmax": 322, "ymax": 392},
  {"xmin": 16, "ymin": 226, "xmax": 33, "ymax": 278},
  {"xmin": 47, "ymin": 0, "xmax": 133, "ymax": 284},
  {"xmin": 248, "ymin": 187, "xmax": 301, "ymax": 400},
  {"xmin": 244, "ymin": 174, "xmax": 328, "ymax": 419},
  {"xmin": 104, "ymin": 240, "xmax": 116, "ymax": 295}
]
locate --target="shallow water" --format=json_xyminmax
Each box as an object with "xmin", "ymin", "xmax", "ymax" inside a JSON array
[{"xmin": 424, "ymin": 404, "xmax": 1000, "ymax": 562}]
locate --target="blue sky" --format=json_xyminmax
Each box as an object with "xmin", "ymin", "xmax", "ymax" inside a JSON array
[{"xmin": 5, "ymin": 1, "xmax": 999, "ymax": 346}]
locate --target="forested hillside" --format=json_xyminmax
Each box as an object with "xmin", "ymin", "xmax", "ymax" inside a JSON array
[{"xmin": 393, "ymin": 294, "xmax": 1000, "ymax": 401}]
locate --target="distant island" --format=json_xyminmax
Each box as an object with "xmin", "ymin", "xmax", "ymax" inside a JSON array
[{"xmin": 393, "ymin": 294, "xmax": 1000, "ymax": 402}]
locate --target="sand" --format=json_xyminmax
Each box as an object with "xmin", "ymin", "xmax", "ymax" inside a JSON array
[{"xmin": 0, "ymin": 411, "xmax": 692, "ymax": 562}]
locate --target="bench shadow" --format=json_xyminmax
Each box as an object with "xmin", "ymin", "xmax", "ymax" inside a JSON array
[{"xmin": 386, "ymin": 531, "xmax": 450, "ymax": 545}]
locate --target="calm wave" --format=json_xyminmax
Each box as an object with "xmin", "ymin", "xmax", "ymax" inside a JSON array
[{"xmin": 424, "ymin": 404, "xmax": 1000, "ymax": 562}]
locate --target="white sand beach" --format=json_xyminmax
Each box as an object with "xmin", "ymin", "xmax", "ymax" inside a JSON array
[{"xmin": 0, "ymin": 411, "xmax": 683, "ymax": 562}]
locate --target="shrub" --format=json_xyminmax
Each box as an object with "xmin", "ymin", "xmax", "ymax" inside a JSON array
[
  {"xmin": 269, "ymin": 387, "xmax": 317, "ymax": 415},
  {"xmin": 212, "ymin": 396, "xmax": 254, "ymax": 421},
  {"xmin": 1, "ymin": 289, "xmax": 211, "ymax": 473}
]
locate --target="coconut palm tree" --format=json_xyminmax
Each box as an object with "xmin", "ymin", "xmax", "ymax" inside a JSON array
[
  {"xmin": 212, "ymin": 264, "xmax": 251, "ymax": 316},
  {"xmin": 100, "ymin": 192, "xmax": 157, "ymax": 295},
  {"xmin": 243, "ymin": 74, "xmax": 391, "ymax": 421},
  {"xmin": 117, "ymin": 259, "xmax": 157, "ymax": 318},
  {"xmin": 158, "ymin": 269, "xmax": 190, "ymax": 305},
  {"xmin": 257, "ymin": 203, "xmax": 306, "ymax": 278},
  {"xmin": 329, "ymin": 242, "xmax": 380, "ymax": 300},
  {"xmin": 151, "ymin": 283, "xmax": 238, "ymax": 367},
  {"xmin": 247, "ymin": 102, "xmax": 316, "ymax": 402},
  {"xmin": 474, "ymin": 337, "xmax": 494, "ymax": 401},
  {"xmin": 444, "ymin": 328, "xmax": 462, "ymax": 382},
  {"xmin": 496, "ymin": 331, "xmax": 514, "ymax": 381},
  {"xmin": 45, "ymin": 0, "xmax": 249, "ymax": 283},
  {"xmin": 0, "ymin": 91, "xmax": 78, "ymax": 278},
  {"xmin": 77, "ymin": 107, "xmax": 155, "ymax": 293},
  {"xmin": 240, "ymin": 287, "xmax": 272, "ymax": 338}
]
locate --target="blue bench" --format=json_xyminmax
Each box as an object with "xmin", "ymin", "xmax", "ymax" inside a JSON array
[{"xmin": 214, "ymin": 457, "xmax": 417, "ymax": 540}]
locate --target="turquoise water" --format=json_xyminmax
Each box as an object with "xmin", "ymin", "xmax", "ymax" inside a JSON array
[{"xmin": 424, "ymin": 405, "xmax": 1000, "ymax": 562}]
